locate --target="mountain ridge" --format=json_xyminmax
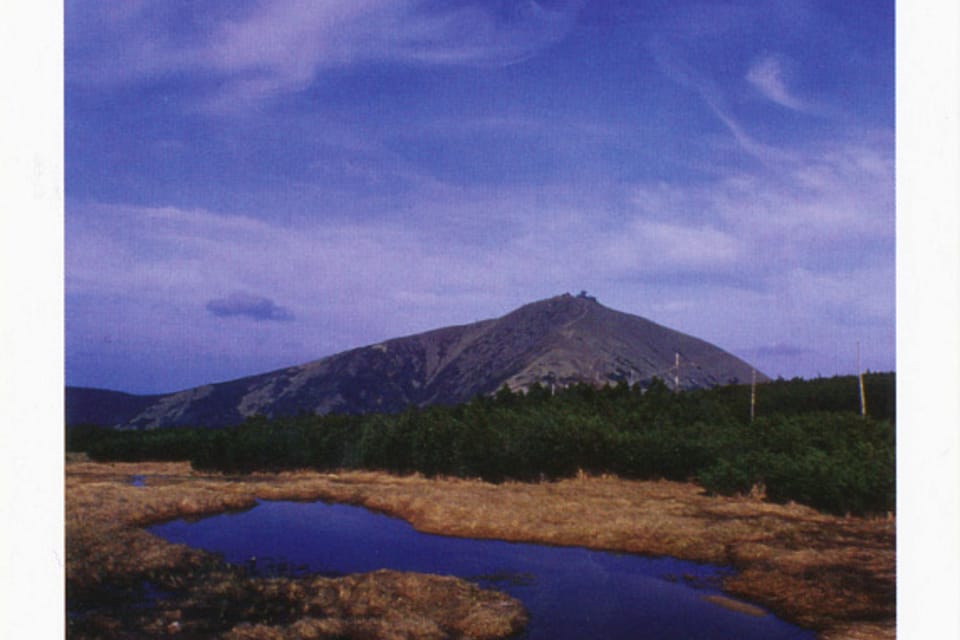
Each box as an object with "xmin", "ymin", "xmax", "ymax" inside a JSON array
[{"xmin": 67, "ymin": 294, "xmax": 767, "ymax": 428}]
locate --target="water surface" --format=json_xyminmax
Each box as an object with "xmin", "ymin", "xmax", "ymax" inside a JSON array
[{"xmin": 150, "ymin": 500, "xmax": 814, "ymax": 639}]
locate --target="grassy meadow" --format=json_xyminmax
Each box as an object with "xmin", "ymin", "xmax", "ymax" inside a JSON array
[
  {"xmin": 67, "ymin": 374, "xmax": 896, "ymax": 638},
  {"xmin": 66, "ymin": 459, "xmax": 894, "ymax": 639},
  {"xmin": 66, "ymin": 460, "xmax": 527, "ymax": 639}
]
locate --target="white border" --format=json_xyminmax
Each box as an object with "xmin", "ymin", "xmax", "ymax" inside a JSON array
[
  {"xmin": 2, "ymin": 1, "xmax": 959, "ymax": 638},
  {"xmin": 896, "ymin": 0, "xmax": 960, "ymax": 638},
  {"xmin": 0, "ymin": 1, "xmax": 64, "ymax": 638}
]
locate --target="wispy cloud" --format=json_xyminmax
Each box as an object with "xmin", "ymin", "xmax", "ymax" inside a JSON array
[
  {"xmin": 390, "ymin": 0, "xmax": 584, "ymax": 65},
  {"xmin": 67, "ymin": 0, "xmax": 585, "ymax": 107},
  {"xmin": 629, "ymin": 134, "xmax": 893, "ymax": 251},
  {"xmin": 597, "ymin": 220, "xmax": 743, "ymax": 274},
  {"xmin": 746, "ymin": 54, "xmax": 806, "ymax": 111},
  {"xmin": 647, "ymin": 36, "xmax": 791, "ymax": 164}
]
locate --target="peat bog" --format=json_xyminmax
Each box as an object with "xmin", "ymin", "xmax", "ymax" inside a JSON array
[
  {"xmin": 66, "ymin": 461, "xmax": 895, "ymax": 639},
  {"xmin": 150, "ymin": 499, "xmax": 816, "ymax": 639}
]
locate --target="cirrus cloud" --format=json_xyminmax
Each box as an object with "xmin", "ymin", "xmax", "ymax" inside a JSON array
[
  {"xmin": 67, "ymin": 0, "xmax": 586, "ymax": 106},
  {"xmin": 746, "ymin": 54, "xmax": 806, "ymax": 111}
]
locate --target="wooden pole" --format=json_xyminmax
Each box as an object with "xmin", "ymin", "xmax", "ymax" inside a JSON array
[
  {"xmin": 750, "ymin": 368, "xmax": 757, "ymax": 422},
  {"xmin": 674, "ymin": 352, "xmax": 680, "ymax": 392},
  {"xmin": 857, "ymin": 341, "xmax": 867, "ymax": 416}
]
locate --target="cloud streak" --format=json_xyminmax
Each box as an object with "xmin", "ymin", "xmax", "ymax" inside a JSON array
[
  {"xmin": 647, "ymin": 36, "xmax": 791, "ymax": 164},
  {"xmin": 746, "ymin": 54, "xmax": 806, "ymax": 111},
  {"xmin": 68, "ymin": 0, "xmax": 585, "ymax": 105}
]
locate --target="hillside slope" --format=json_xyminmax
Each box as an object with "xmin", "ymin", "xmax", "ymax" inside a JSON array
[{"xmin": 68, "ymin": 294, "xmax": 765, "ymax": 428}]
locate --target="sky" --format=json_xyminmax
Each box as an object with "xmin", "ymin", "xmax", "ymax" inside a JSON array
[{"xmin": 64, "ymin": 0, "xmax": 896, "ymax": 394}]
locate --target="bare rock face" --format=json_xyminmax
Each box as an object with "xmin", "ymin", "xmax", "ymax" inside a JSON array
[{"xmin": 68, "ymin": 294, "xmax": 766, "ymax": 429}]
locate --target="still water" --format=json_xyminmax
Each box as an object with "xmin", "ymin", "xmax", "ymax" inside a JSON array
[{"xmin": 149, "ymin": 500, "xmax": 814, "ymax": 639}]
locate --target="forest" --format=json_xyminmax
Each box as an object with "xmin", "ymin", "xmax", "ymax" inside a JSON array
[{"xmin": 68, "ymin": 373, "xmax": 895, "ymax": 516}]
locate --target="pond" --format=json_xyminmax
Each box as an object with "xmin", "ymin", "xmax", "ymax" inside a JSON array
[{"xmin": 149, "ymin": 500, "xmax": 815, "ymax": 640}]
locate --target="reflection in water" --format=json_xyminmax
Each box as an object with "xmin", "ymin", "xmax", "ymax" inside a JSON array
[{"xmin": 150, "ymin": 500, "xmax": 815, "ymax": 640}]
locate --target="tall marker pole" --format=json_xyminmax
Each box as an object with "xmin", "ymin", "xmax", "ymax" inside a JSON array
[
  {"xmin": 674, "ymin": 352, "xmax": 680, "ymax": 392},
  {"xmin": 857, "ymin": 341, "xmax": 867, "ymax": 416},
  {"xmin": 750, "ymin": 368, "xmax": 757, "ymax": 422}
]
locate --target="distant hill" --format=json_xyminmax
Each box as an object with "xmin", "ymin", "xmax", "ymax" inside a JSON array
[
  {"xmin": 65, "ymin": 387, "xmax": 162, "ymax": 427},
  {"xmin": 66, "ymin": 293, "xmax": 766, "ymax": 429}
]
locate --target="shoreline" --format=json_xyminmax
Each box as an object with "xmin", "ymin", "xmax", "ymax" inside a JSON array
[{"xmin": 66, "ymin": 460, "xmax": 894, "ymax": 639}]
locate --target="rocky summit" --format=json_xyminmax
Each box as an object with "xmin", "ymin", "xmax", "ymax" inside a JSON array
[{"xmin": 67, "ymin": 294, "xmax": 766, "ymax": 429}]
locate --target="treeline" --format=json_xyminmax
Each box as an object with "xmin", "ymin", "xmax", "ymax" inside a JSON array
[{"xmin": 68, "ymin": 373, "xmax": 895, "ymax": 515}]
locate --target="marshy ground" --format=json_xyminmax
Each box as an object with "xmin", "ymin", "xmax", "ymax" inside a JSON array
[{"xmin": 66, "ymin": 459, "xmax": 894, "ymax": 639}]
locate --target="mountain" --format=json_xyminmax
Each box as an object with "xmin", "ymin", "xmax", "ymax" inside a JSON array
[
  {"xmin": 65, "ymin": 387, "xmax": 163, "ymax": 427},
  {"xmin": 67, "ymin": 293, "xmax": 766, "ymax": 429}
]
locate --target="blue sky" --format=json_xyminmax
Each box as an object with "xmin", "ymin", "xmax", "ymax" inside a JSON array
[{"xmin": 65, "ymin": 0, "xmax": 895, "ymax": 394}]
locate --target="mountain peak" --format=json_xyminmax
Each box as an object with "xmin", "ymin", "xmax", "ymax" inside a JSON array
[{"xmin": 67, "ymin": 297, "xmax": 765, "ymax": 428}]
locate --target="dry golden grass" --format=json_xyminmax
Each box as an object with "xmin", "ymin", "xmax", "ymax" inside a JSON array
[
  {"xmin": 66, "ymin": 462, "xmax": 526, "ymax": 639},
  {"xmin": 66, "ymin": 461, "xmax": 894, "ymax": 639}
]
